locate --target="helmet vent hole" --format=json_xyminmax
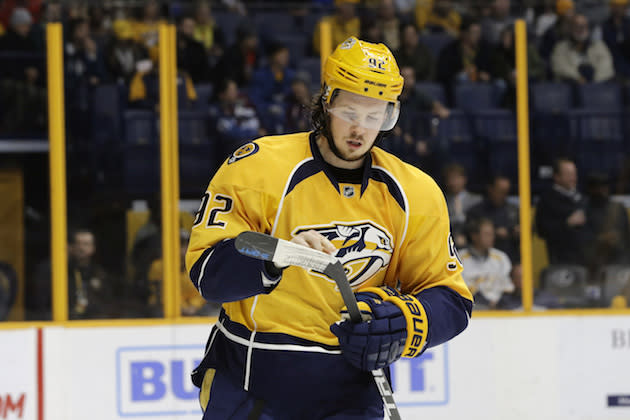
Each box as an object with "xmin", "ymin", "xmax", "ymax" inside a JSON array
[
  {"xmin": 379, "ymin": 91, "xmax": 383, "ymax": 95},
  {"xmin": 364, "ymin": 88, "xmax": 368, "ymax": 92}
]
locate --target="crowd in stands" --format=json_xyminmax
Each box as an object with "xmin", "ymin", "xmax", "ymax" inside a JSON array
[{"xmin": 1, "ymin": 0, "xmax": 630, "ymax": 319}]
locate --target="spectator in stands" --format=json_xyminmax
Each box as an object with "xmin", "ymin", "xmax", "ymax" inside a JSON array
[
  {"xmin": 436, "ymin": 16, "xmax": 491, "ymax": 102},
  {"xmin": 499, "ymin": 263, "xmax": 562, "ymax": 309},
  {"xmin": 394, "ymin": 0, "xmax": 416, "ymax": 22},
  {"xmin": 551, "ymin": 14, "xmax": 615, "ymax": 84},
  {"xmin": 602, "ymin": 0, "xmax": 630, "ymax": 81},
  {"xmin": 467, "ymin": 174, "xmax": 520, "ymax": 261},
  {"xmin": 313, "ymin": 0, "xmax": 360, "ymax": 56},
  {"xmin": 375, "ymin": 0, "xmax": 401, "ymax": 50},
  {"xmin": 193, "ymin": 1, "xmax": 224, "ymax": 62},
  {"xmin": 489, "ymin": 24, "xmax": 546, "ymax": 108},
  {"xmin": 132, "ymin": 0, "xmax": 163, "ymax": 62},
  {"xmin": 29, "ymin": 228, "xmax": 112, "ymax": 320},
  {"xmin": 388, "ymin": 65, "xmax": 449, "ymax": 174},
  {"xmin": 360, "ymin": 15, "xmax": 385, "ymax": 44},
  {"xmin": 481, "ymin": 0, "xmax": 514, "ymax": 45},
  {"xmin": 177, "ymin": 15, "xmax": 210, "ymax": 84},
  {"xmin": 209, "ymin": 78, "xmax": 265, "ymax": 158},
  {"xmin": 534, "ymin": 0, "xmax": 564, "ymax": 39},
  {"xmin": 249, "ymin": 42, "xmax": 295, "ymax": 133},
  {"xmin": 214, "ymin": 24, "xmax": 259, "ymax": 87},
  {"xmin": 0, "ymin": 7, "xmax": 47, "ymax": 135},
  {"xmin": 460, "ymin": 218, "xmax": 514, "ymax": 309},
  {"xmin": 0, "ymin": 262, "xmax": 17, "ymax": 321},
  {"xmin": 284, "ymin": 71, "xmax": 312, "ymax": 133},
  {"xmin": 443, "ymin": 163, "xmax": 482, "ymax": 248},
  {"xmin": 420, "ymin": 0, "xmax": 462, "ymax": 37},
  {"xmin": 539, "ymin": 0, "xmax": 575, "ymax": 61},
  {"xmin": 394, "ymin": 22, "xmax": 435, "ymax": 82},
  {"xmin": 583, "ymin": 173, "xmax": 630, "ymax": 271},
  {"xmin": 65, "ymin": 18, "xmax": 105, "ymax": 90},
  {"xmin": 147, "ymin": 229, "xmax": 219, "ymax": 316},
  {"xmin": 0, "ymin": 8, "xmax": 40, "ymax": 83},
  {"xmin": 536, "ymin": 158, "xmax": 588, "ymax": 264},
  {"xmin": 106, "ymin": 20, "xmax": 149, "ymax": 82}
]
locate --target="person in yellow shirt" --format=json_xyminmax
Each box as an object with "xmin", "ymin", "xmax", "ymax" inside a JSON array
[
  {"xmin": 313, "ymin": 0, "xmax": 361, "ymax": 55},
  {"xmin": 130, "ymin": 0, "xmax": 163, "ymax": 62},
  {"xmin": 186, "ymin": 36, "xmax": 473, "ymax": 419},
  {"xmin": 148, "ymin": 229, "xmax": 214, "ymax": 316},
  {"xmin": 416, "ymin": 0, "xmax": 462, "ymax": 37}
]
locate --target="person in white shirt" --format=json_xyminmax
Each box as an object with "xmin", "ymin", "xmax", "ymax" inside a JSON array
[{"xmin": 460, "ymin": 217, "xmax": 514, "ymax": 309}]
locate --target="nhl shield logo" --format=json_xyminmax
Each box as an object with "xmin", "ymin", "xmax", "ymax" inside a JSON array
[
  {"xmin": 342, "ymin": 186, "xmax": 355, "ymax": 198},
  {"xmin": 293, "ymin": 221, "xmax": 394, "ymax": 287}
]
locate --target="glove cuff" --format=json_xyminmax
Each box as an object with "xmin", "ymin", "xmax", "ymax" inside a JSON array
[{"xmin": 360, "ymin": 286, "xmax": 429, "ymax": 358}]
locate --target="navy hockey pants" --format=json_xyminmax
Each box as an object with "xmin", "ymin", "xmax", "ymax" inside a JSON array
[{"xmin": 202, "ymin": 369, "xmax": 383, "ymax": 420}]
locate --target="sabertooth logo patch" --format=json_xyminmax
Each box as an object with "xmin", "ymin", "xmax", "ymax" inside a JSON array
[
  {"xmin": 294, "ymin": 221, "xmax": 394, "ymax": 287},
  {"xmin": 228, "ymin": 142, "xmax": 259, "ymax": 164}
]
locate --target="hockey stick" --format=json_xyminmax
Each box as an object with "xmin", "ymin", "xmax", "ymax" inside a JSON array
[{"xmin": 235, "ymin": 231, "xmax": 402, "ymax": 420}]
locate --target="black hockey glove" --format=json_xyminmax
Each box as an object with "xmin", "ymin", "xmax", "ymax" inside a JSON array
[{"xmin": 330, "ymin": 286, "xmax": 429, "ymax": 371}]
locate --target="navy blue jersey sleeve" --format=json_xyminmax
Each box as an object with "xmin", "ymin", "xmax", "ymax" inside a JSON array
[
  {"xmin": 415, "ymin": 286, "xmax": 473, "ymax": 348},
  {"xmin": 189, "ymin": 238, "xmax": 282, "ymax": 302}
]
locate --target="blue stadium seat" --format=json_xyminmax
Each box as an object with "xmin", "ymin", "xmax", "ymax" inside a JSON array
[
  {"xmin": 431, "ymin": 110, "xmax": 482, "ymax": 186},
  {"xmin": 193, "ymin": 83, "xmax": 214, "ymax": 109},
  {"xmin": 91, "ymin": 83, "xmax": 123, "ymax": 144},
  {"xmin": 567, "ymin": 110, "xmax": 625, "ymax": 179},
  {"xmin": 254, "ymin": 12, "xmax": 296, "ymax": 37},
  {"xmin": 472, "ymin": 109, "xmax": 518, "ymax": 183},
  {"xmin": 298, "ymin": 57, "xmax": 321, "ymax": 91},
  {"xmin": 576, "ymin": 82, "xmax": 623, "ymax": 110},
  {"xmin": 454, "ymin": 83, "xmax": 497, "ymax": 112},
  {"xmin": 415, "ymin": 82, "xmax": 446, "ymax": 104},
  {"xmin": 178, "ymin": 111, "xmax": 220, "ymax": 196},
  {"xmin": 539, "ymin": 264, "xmax": 589, "ymax": 308},
  {"xmin": 531, "ymin": 82, "xmax": 572, "ymax": 113},
  {"xmin": 418, "ymin": 33, "xmax": 454, "ymax": 60},
  {"xmin": 123, "ymin": 110, "xmax": 159, "ymax": 195},
  {"xmin": 213, "ymin": 11, "xmax": 247, "ymax": 47}
]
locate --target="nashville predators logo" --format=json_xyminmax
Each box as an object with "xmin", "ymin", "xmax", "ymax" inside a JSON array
[
  {"xmin": 228, "ymin": 142, "xmax": 259, "ymax": 164},
  {"xmin": 294, "ymin": 221, "xmax": 394, "ymax": 288}
]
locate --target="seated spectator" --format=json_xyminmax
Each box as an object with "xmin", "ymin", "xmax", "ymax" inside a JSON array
[
  {"xmin": 249, "ymin": 42, "xmax": 295, "ymax": 133},
  {"xmin": 499, "ymin": 263, "xmax": 562, "ymax": 309},
  {"xmin": 539, "ymin": 0, "xmax": 575, "ymax": 61},
  {"xmin": 460, "ymin": 218, "xmax": 514, "ymax": 309},
  {"xmin": 313, "ymin": 0, "xmax": 360, "ymax": 56},
  {"xmin": 421, "ymin": 0, "xmax": 462, "ymax": 37},
  {"xmin": 177, "ymin": 15, "xmax": 210, "ymax": 84},
  {"xmin": 489, "ymin": 25, "xmax": 546, "ymax": 107},
  {"xmin": 214, "ymin": 25, "xmax": 259, "ymax": 87},
  {"xmin": 128, "ymin": 60, "xmax": 198, "ymax": 109},
  {"xmin": 209, "ymin": 78, "xmax": 265, "ymax": 158},
  {"xmin": 0, "ymin": 262, "xmax": 18, "ymax": 321},
  {"xmin": 147, "ymin": 229, "xmax": 219, "ymax": 316},
  {"xmin": 360, "ymin": 15, "xmax": 384, "ymax": 44},
  {"xmin": 394, "ymin": 0, "xmax": 416, "ymax": 22},
  {"xmin": 551, "ymin": 14, "xmax": 615, "ymax": 84},
  {"xmin": 130, "ymin": 199, "xmax": 162, "ymax": 306},
  {"xmin": 467, "ymin": 174, "xmax": 520, "ymax": 261},
  {"xmin": 535, "ymin": 158, "xmax": 588, "ymax": 264},
  {"xmin": 106, "ymin": 20, "xmax": 149, "ymax": 82},
  {"xmin": 65, "ymin": 17, "xmax": 105, "ymax": 98},
  {"xmin": 602, "ymin": 0, "xmax": 630, "ymax": 81},
  {"xmin": 376, "ymin": 0, "xmax": 401, "ymax": 50},
  {"xmin": 481, "ymin": 0, "xmax": 514, "ymax": 45},
  {"xmin": 583, "ymin": 172, "xmax": 630, "ymax": 272},
  {"xmin": 193, "ymin": 1, "xmax": 224, "ymax": 63},
  {"xmin": 442, "ymin": 163, "xmax": 482, "ymax": 248},
  {"xmin": 29, "ymin": 228, "xmax": 112, "ymax": 320},
  {"xmin": 284, "ymin": 71, "xmax": 312, "ymax": 133},
  {"xmin": 394, "ymin": 22, "xmax": 435, "ymax": 82},
  {"xmin": 436, "ymin": 16, "xmax": 491, "ymax": 102},
  {"xmin": 0, "ymin": 7, "xmax": 46, "ymax": 134}
]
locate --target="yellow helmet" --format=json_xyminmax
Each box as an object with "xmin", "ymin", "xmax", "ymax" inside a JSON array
[{"xmin": 323, "ymin": 37, "xmax": 403, "ymax": 131}]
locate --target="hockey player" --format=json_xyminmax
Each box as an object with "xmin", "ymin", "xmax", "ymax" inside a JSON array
[{"xmin": 186, "ymin": 36, "xmax": 473, "ymax": 419}]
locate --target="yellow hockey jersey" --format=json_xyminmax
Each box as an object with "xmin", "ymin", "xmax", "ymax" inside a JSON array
[{"xmin": 186, "ymin": 132, "xmax": 472, "ymax": 349}]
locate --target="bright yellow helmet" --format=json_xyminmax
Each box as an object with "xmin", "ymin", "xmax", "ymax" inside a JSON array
[{"xmin": 322, "ymin": 37, "xmax": 403, "ymax": 131}]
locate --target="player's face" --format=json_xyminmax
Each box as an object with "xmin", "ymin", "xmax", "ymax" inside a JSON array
[{"xmin": 326, "ymin": 90, "xmax": 388, "ymax": 168}]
